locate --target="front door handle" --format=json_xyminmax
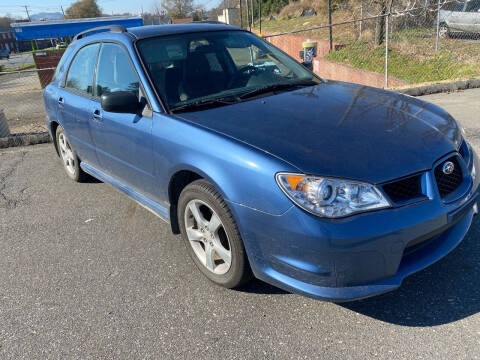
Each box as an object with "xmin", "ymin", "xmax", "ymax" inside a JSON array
[{"xmin": 92, "ymin": 109, "xmax": 102, "ymax": 121}]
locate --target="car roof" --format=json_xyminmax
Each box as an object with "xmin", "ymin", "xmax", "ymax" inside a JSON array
[{"xmin": 127, "ymin": 23, "xmax": 245, "ymax": 39}]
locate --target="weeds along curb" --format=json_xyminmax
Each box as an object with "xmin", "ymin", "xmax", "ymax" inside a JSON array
[
  {"xmin": 0, "ymin": 132, "xmax": 51, "ymax": 149},
  {"xmin": 396, "ymin": 78, "xmax": 480, "ymax": 96}
]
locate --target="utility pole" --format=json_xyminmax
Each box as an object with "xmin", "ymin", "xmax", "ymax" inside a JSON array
[
  {"xmin": 24, "ymin": 5, "xmax": 31, "ymax": 21},
  {"xmin": 250, "ymin": 0, "xmax": 254, "ymax": 29},
  {"xmin": 327, "ymin": 0, "xmax": 332, "ymax": 51},
  {"xmin": 246, "ymin": 0, "xmax": 250, "ymax": 30},
  {"xmin": 60, "ymin": 5, "xmax": 65, "ymax": 17},
  {"xmin": 240, "ymin": 0, "xmax": 243, "ymax": 28},
  {"xmin": 258, "ymin": 0, "xmax": 261, "ymax": 33}
]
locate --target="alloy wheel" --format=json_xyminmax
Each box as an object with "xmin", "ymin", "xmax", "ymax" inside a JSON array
[
  {"xmin": 184, "ymin": 199, "xmax": 232, "ymax": 275},
  {"xmin": 58, "ymin": 133, "xmax": 76, "ymax": 176}
]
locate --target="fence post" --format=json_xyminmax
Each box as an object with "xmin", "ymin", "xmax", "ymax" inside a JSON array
[
  {"xmin": 259, "ymin": 0, "xmax": 262, "ymax": 33},
  {"xmin": 328, "ymin": 0, "xmax": 333, "ymax": 51},
  {"xmin": 385, "ymin": 13, "xmax": 390, "ymax": 88},
  {"xmin": 435, "ymin": 0, "xmax": 441, "ymax": 52}
]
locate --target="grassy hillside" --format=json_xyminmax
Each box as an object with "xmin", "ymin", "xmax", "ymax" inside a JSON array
[{"xmin": 256, "ymin": 15, "xmax": 480, "ymax": 83}]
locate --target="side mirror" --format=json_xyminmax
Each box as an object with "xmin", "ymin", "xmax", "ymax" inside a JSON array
[
  {"xmin": 301, "ymin": 61, "xmax": 313, "ymax": 71},
  {"xmin": 101, "ymin": 91, "xmax": 140, "ymax": 114}
]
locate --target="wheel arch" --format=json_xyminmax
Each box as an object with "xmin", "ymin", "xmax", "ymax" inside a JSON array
[{"xmin": 50, "ymin": 120, "xmax": 60, "ymax": 157}]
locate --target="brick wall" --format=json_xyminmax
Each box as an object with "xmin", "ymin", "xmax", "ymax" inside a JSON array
[
  {"xmin": 260, "ymin": 31, "xmax": 343, "ymax": 61},
  {"xmin": 256, "ymin": 30, "xmax": 408, "ymax": 88},
  {"xmin": 313, "ymin": 57, "xmax": 407, "ymax": 88},
  {"xmin": 32, "ymin": 50, "xmax": 65, "ymax": 88}
]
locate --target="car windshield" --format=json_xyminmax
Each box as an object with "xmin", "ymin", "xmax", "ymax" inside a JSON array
[{"xmin": 136, "ymin": 30, "xmax": 318, "ymax": 112}]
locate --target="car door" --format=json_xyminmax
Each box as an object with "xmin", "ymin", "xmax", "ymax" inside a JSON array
[
  {"xmin": 444, "ymin": 1, "xmax": 468, "ymax": 31},
  {"xmin": 89, "ymin": 42, "xmax": 156, "ymax": 198},
  {"xmin": 57, "ymin": 42, "xmax": 100, "ymax": 167},
  {"xmin": 464, "ymin": 0, "xmax": 480, "ymax": 32}
]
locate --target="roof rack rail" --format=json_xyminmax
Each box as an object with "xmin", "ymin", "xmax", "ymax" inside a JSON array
[
  {"xmin": 192, "ymin": 20, "xmax": 225, "ymax": 24},
  {"xmin": 73, "ymin": 25, "xmax": 126, "ymax": 41}
]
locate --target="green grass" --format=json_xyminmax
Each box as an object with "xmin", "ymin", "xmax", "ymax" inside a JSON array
[
  {"xmin": 257, "ymin": 15, "xmax": 480, "ymax": 84},
  {"xmin": 325, "ymin": 41, "xmax": 480, "ymax": 83}
]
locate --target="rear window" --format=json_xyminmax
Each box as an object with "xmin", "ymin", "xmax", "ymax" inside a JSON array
[{"xmin": 443, "ymin": 1, "xmax": 465, "ymax": 11}]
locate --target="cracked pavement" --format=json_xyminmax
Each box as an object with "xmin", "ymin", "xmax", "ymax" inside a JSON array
[{"xmin": 0, "ymin": 89, "xmax": 479, "ymax": 359}]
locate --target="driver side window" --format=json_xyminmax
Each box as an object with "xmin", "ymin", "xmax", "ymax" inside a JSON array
[{"xmin": 95, "ymin": 43, "xmax": 140, "ymax": 99}]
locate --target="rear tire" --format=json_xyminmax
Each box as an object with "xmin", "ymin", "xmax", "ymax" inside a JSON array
[
  {"xmin": 178, "ymin": 179, "xmax": 252, "ymax": 288},
  {"xmin": 55, "ymin": 126, "xmax": 89, "ymax": 182}
]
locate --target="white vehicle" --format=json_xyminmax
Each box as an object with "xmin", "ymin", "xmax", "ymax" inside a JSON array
[{"xmin": 439, "ymin": 0, "xmax": 480, "ymax": 37}]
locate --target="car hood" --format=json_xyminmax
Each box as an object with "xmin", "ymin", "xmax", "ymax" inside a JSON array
[{"xmin": 176, "ymin": 81, "xmax": 462, "ymax": 184}]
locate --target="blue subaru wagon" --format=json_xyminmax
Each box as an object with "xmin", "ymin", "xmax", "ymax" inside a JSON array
[{"xmin": 43, "ymin": 23, "xmax": 479, "ymax": 301}]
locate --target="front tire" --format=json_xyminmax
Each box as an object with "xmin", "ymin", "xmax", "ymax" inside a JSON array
[
  {"xmin": 55, "ymin": 126, "xmax": 89, "ymax": 182},
  {"xmin": 178, "ymin": 179, "xmax": 252, "ymax": 288}
]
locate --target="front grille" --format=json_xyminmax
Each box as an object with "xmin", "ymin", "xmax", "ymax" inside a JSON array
[
  {"xmin": 434, "ymin": 156, "xmax": 463, "ymax": 197},
  {"xmin": 382, "ymin": 174, "xmax": 423, "ymax": 203}
]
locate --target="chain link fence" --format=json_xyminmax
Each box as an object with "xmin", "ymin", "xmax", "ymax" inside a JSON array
[
  {"xmin": 0, "ymin": 59, "xmax": 52, "ymax": 134},
  {"xmin": 262, "ymin": 0, "xmax": 480, "ymax": 88}
]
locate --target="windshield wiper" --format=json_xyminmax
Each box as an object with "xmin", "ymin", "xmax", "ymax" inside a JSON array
[
  {"xmin": 169, "ymin": 96, "xmax": 239, "ymax": 113},
  {"xmin": 238, "ymin": 80, "xmax": 318, "ymax": 100}
]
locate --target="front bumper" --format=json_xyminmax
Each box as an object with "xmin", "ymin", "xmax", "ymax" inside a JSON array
[{"xmin": 230, "ymin": 151, "xmax": 480, "ymax": 302}]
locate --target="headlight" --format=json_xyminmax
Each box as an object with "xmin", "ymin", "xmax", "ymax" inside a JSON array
[{"xmin": 276, "ymin": 173, "xmax": 391, "ymax": 218}]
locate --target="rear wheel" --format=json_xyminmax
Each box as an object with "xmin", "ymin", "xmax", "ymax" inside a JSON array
[
  {"xmin": 178, "ymin": 179, "xmax": 252, "ymax": 288},
  {"xmin": 55, "ymin": 126, "xmax": 89, "ymax": 182}
]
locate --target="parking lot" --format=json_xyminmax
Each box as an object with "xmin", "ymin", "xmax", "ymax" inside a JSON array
[{"xmin": 1, "ymin": 89, "xmax": 479, "ymax": 359}]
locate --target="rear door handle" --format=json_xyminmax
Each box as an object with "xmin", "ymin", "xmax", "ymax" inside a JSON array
[{"xmin": 57, "ymin": 97, "xmax": 64, "ymax": 106}]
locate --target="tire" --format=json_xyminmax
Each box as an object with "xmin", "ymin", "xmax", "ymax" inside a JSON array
[
  {"xmin": 178, "ymin": 179, "xmax": 252, "ymax": 288},
  {"xmin": 55, "ymin": 126, "xmax": 89, "ymax": 182},
  {"xmin": 439, "ymin": 23, "xmax": 450, "ymax": 38}
]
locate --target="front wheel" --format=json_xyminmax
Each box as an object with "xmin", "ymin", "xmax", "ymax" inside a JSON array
[{"xmin": 178, "ymin": 179, "xmax": 252, "ymax": 288}]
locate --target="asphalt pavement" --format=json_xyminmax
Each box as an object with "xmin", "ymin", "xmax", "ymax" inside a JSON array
[
  {"xmin": 0, "ymin": 53, "xmax": 34, "ymax": 70},
  {"xmin": 1, "ymin": 89, "xmax": 479, "ymax": 359}
]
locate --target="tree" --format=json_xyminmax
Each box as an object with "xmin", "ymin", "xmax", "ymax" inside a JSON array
[
  {"xmin": 374, "ymin": 0, "xmax": 393, "ymax": 46},
  {"xmin": 65, "ymin": 0, "xmax": 102, "ymax": 19},
  {"xmin": 0, "ymin": 16, "xmax": 12, "ymax": 31},
  {"xmin": 161, "ymin": 0, "xmax": 194, "ymax": 19}
]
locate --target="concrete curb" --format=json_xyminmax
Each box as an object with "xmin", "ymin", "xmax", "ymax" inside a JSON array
[
  {"xmin": 0, "ymin": 132, "xmax": 51, "ymax": 149},
  {"xmin": 396, "ymin": 78, "xmax": 480, "ymax": 96}
]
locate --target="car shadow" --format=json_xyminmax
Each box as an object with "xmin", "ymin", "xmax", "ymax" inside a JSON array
[
  {"xmin": 341, "ymin": 215, "xmax": 480, "ymax": 326},
  {"xmin": 235, "ymin": 278, "xmax": 289, "ymax": 295}
]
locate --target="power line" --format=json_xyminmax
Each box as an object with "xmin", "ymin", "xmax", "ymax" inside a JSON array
[{"xmin": 24, "ymin": 5, "xmax": 31, "ymax": 20}]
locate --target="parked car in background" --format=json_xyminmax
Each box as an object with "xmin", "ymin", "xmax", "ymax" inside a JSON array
[
  {"xmin": 43, "ymin": 23, "xmax": 479, "ymax": 302},
  {"xmin": 439, "ymin": 0, "xmax": 480, "ymax": 37},
  {"xmin": 0, "ymin": 49, "xmax": 10, "ymax": 60},
  {"xmin": 56, "ymin": 41, "xmax": 67, "ymax": 49}
]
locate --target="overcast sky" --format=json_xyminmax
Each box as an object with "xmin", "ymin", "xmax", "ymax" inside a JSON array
[{"xmin": 0, "ymin": 0, "xmax": 221, "ymax": 19}]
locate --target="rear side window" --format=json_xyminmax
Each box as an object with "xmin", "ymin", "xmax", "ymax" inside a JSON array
[
  {"xmin": 52, "ymin": 45, "xmax": 74, "ymax": 82},
  {"xmin": 65, "ymin": 43, "xmax": 100, "ymax": 95},
  {"xmin": 443, "ymin": 1, "xmax": 465, "ymax": 11},
  {"xmin": 94, "ymin": 43, "xmax": 140, "ymax": 98}
]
